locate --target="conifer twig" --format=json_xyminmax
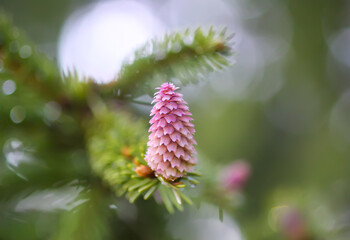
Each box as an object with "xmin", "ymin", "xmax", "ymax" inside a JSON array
[{"xmin": 99, "ymin": 27, "xmax": 234, "ymax": 98}]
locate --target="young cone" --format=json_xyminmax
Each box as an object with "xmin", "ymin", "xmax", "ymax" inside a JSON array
[{"xmin": 145, "ymin": 82, "xmax": 197, "ymax": 181}]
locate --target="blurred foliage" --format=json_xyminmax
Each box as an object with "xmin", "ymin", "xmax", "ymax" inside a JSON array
[
  {"xmin": 0, "ymin": 13, "xmax": 63, "ymax": 100},
  {"xmin": 1, "ymin": 0, "xmax": 350, "ymax": 240}
]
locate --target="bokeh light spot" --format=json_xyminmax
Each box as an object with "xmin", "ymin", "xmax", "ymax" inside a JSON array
[
  {"xmin": 58, "ymin": 1, "xmax": 164, "ymax": 83},
  {"xmin": 2, "ymin": 79, "xmax": 16, "ymax": 95},
  {"xmin": 19, "ymin": 45, "xmax": 32, "ymax": 59},
  {"xmin": 3, "ymin": 138, "xmax": 32, "ymax": 180},
  {"xmin": 43, "ymin": 101, "xmax": 62, "ymax": 122},
  {"xmin": 10, "ymin": 106, "xmax": 26, "ymax": 123}
]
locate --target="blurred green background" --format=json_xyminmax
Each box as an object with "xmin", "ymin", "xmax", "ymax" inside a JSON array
[{"xmin": 1, "ymin": 0, "xmax": 350, "ymax": 239}]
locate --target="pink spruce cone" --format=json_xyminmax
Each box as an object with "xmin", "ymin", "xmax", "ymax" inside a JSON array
[
  {"xmin": 279, "ymin": 208, "xmax": 308, "ymax": 240},
  {"xmin": 221, "ymin": 160, "xmax": 251, "ymax": 191},
  {"xmin": 145, "ymin": 82, "xmax": 197, "ymax": 181}
]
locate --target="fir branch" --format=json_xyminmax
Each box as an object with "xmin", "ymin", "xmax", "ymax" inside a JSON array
[
  {"xmin": 87, "ymin": 109, "xmax": 199, "ymax": 213},
  {"xmin": 0, "ymin": 13, "xmax": 90, "ymax": 115},
  {"xmin": 100, "ymin": 27, "xmax": 234, "ymax": 98}
]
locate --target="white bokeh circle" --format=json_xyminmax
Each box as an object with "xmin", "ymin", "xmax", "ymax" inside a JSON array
[{"xmin": 58, "ymin": 1, "xmax": 164, "ymax": 83}]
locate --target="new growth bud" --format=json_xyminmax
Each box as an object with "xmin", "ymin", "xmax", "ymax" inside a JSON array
[{"xmin": 145, "ymin": 83, "xmax": 197, "ymax": 181}]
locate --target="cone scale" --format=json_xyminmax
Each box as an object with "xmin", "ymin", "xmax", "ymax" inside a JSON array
[{"xmin": 145, "ymin": 83, "xmax": 197, "ymax": 181}]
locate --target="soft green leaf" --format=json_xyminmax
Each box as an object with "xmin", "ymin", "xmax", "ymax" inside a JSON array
[
  {"xmin": 144, "ymin": 185, "xmax": 158, "ymax": 200},
  {"xmin": 178, "ymin": 191, "xmax": 193, "ymax": 205},
  {"xmin": 128, "ymin": 178, "xmax": 150, "ymax": 191},
  {"xmin": 129, "ymin": 190, "xmax": 143, "ymax": 203},
  {"xmin": 168, "ymin": 188, "xmax": 184, "ymax": 212},
  {"xmin": 158, "ymin": 185, "xmax": 175, "ymax": 214},
  {"xmin": 138, "ymin": 180, "xmax": 158, "ymax": 193},
  {"xmin": 172, "ymin": 188, "xmax": 182, "ymax": 205}
]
